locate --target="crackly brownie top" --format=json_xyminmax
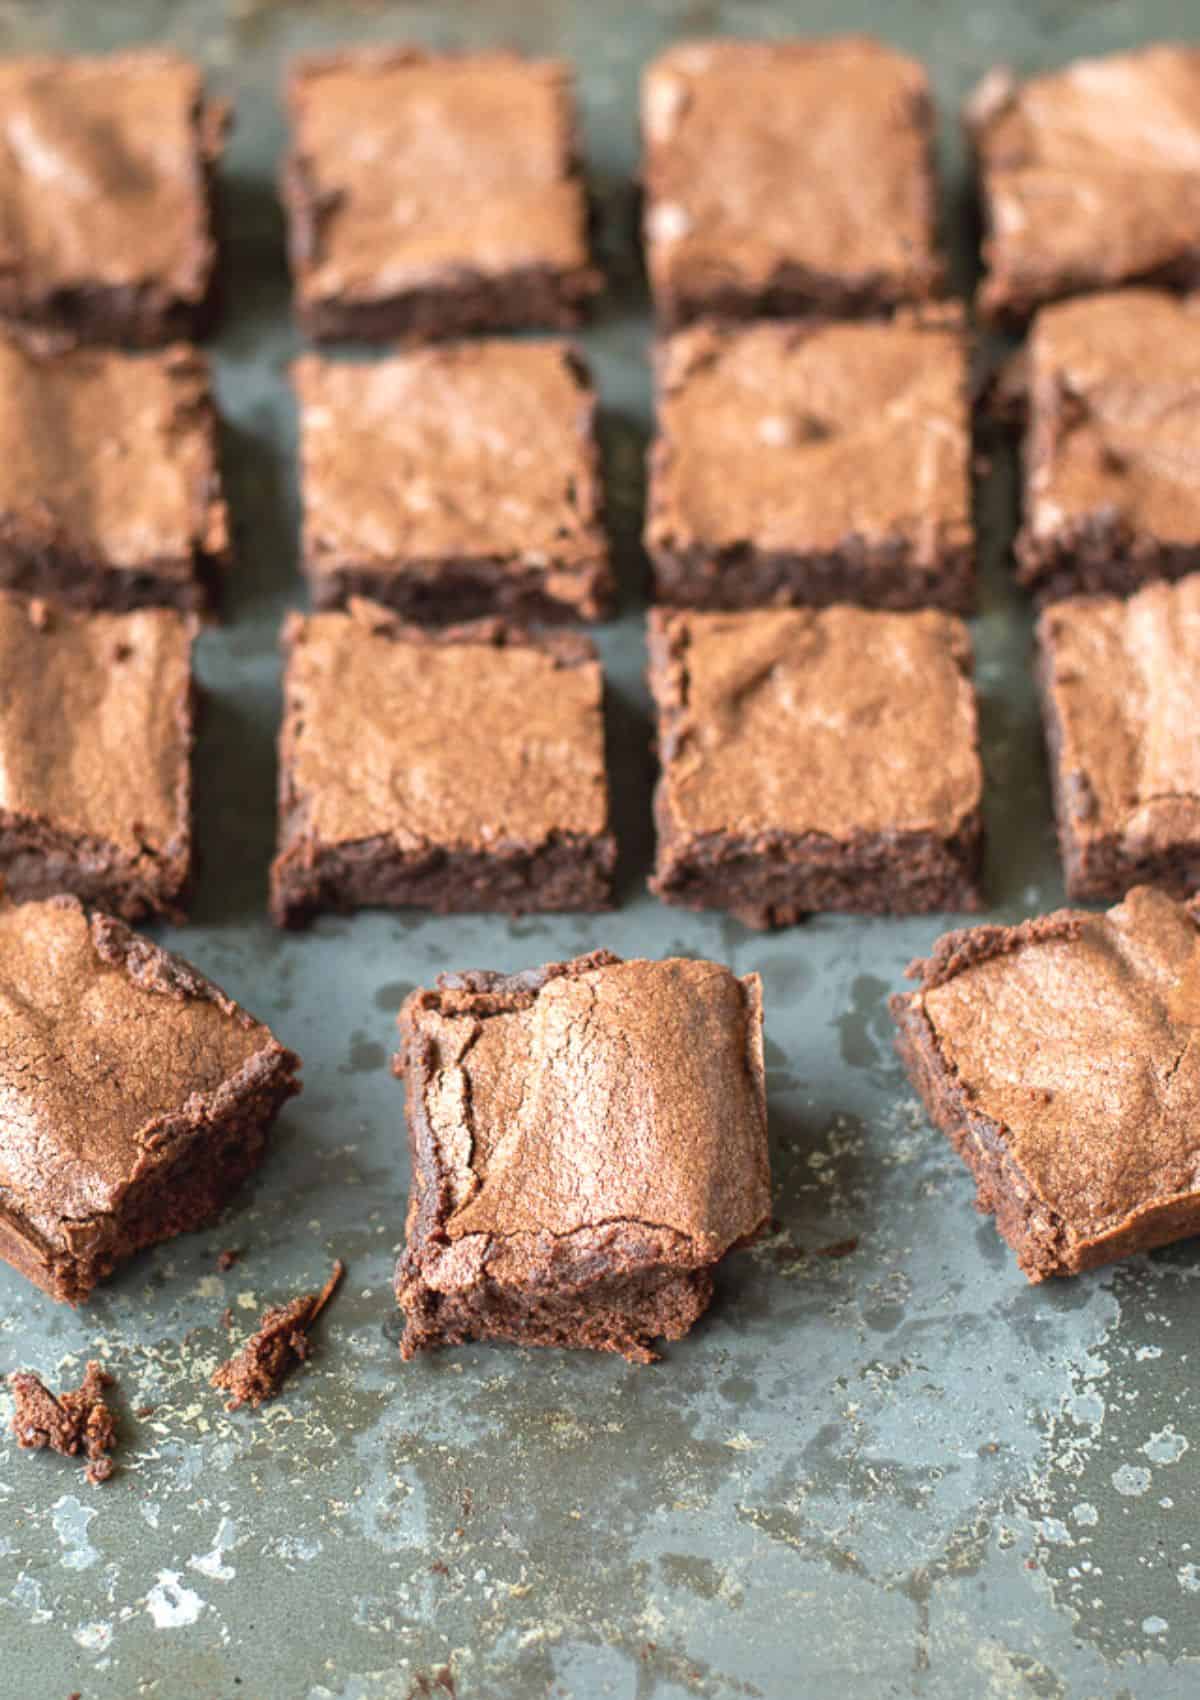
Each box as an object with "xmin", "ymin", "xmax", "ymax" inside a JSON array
[
  {"xmin": 0, "ymin": 50, "xmax": 219, "ymax": 300},
  {"xmin": 295, "ymin": 340, "xmax": 604, "ymax": 572},
  {"xmin": 968, "ymin": 46, "xmax": 1200, "ymax": 320},
  {"xmin": 904, "ymin": 887, "xmax": 1200, "ymax": 1240},
  {"xmin": 0, "ymin": 897, "xmax": 285, "ymax": 1241},
  {"xmin": 280, "ymin": 602, "xmax": 609, "ymax": 852},
  {"xmin": 1038, "ymin": 576, "xmax": 1200, "ymax": 856},
  {"xmin": 0, "ymin": 594, "xmax": 193, "ymax": 853},
  {"xmin": 402, "ymin": 951, "xmax": 769, "ymax": 1256},
  {"xmin": 286, "ymin": 48, "xmax": 592, "ymax": 303},
  {"xmin": 647, "ymin": 314, "xmax": 970, "ymax": 561},
  {"xmin": 0, "ymin": 339, "xmax": 226, "ymax": 572},
  {"xmin": 1023, "ymin": 291, "xmax": 1200, "ymax": 553},
  {"xmin": 642, "ymin": 36, "xmax": 941, "ymax": 306},
  {"xmin": 650, "ymin": 607, "xmax": 981, "ymax": 843}
]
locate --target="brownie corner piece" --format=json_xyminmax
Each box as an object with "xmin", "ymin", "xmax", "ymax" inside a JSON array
[
  {"xmin": 394, "ymin": 950, "xmax": 770, "ymax": 1360},
  {"xmin": 270, "ymin": 602, "xmax": 615, "ymax": 926},
  {"xmin": 968, "ymin": 45, "xmax": 1200, "ymax": 328},
  {"xmin": 645, "ymin": 311, "xmax": 973, "ymax": 614},
  {"xmin": 1036, "ymin": 575, "xmax": 1200, "ymax": 900},
  {"xmin": 1015, "ymin": 290, "xmax": 1200, "ymax": 603},
  {"xmin": 0, "ymin": 895, "xmax": 299, "ymax": 1303},
  {"xmin": 648, "ymin": 605, "xmax": 984, "ymax": 926},
  {"xmin": 0, "ymin": 592, "xmax": 197, "ymax": 921},
  {"xmin": 0, "ymin": 50, "xmax": 227, "ymax": 346},
  {"xmin": 641, "ymin": 35, "xmax": 943, "ymax": 326},
  {"xmin": 282, "ymin": 46, "xmax": 599, "ymax": 342},
  {"xmin": 891, "ymin": 887, "xmax": 1200, "ymax": 1281},
  {"xmin": 295, "ymin": 338, "xmax": 612, "ymax": 623}
]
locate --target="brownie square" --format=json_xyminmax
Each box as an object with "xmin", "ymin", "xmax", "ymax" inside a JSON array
[
  {"xmin": 271, "ymin": 603, "xmax": 616, "ymax": 926},
  {"xmin": 0, "ymin": 594, "xmax": 195, "ymax": 921},
  {"xmin": 394, "ymin": 949, "xmax": 770, "ymax": 1360},
  {"xmin": 892, "ymin": 887, "xmax": 1200, "ymax": 1281},
  {"xmin": 283, "ymin": 48, "xmax": 600, "ymax": 342},
  {"xmin": 645, "ymin": 313, "xmax": 973, "ymax": 614},
  {"xmin": 0, "ymin": 338, "xmax": 228, "ymax": 615},
  {"xmin": 968, "ymin": 46, "xmax": 1200, "ymax": 326},
  {"xmin": 0, "ymin": 894, "xmax": 299, "ymax": 1303},
  {"xmin": 0, "ymin": 51, "xmax": 227, "ymax": 346},
  {"xmin": 649, "ymin": 606, "xmax": 984, "ymax": 927},
  {"xmin": 295, "ymin": 339, "xmax": 612, "ymax": 622},
  {"xmin": 1015, "ymin": 291, "xmax": 1200, "ymax": 604},
  {"xmin": 641, "ymin": 36, "xmax": 944, "ymax": 327},
  {"xmin": 1036, "ymin": 576, "xmax": 1200, "ymax": 901}
]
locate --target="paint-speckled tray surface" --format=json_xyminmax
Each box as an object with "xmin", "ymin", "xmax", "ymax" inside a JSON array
[{"xmin": 2, "ymin": 3, "xmax": 1197, "ymax": 1697}]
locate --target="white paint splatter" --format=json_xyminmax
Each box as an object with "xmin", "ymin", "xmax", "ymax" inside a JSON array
[
  {"xmin": 1143, "ymin": 1427, "xmax": 1189, "ymax": 1466},
  {"xmin": 73, "ymin": 1621, "xmax": 113, "ymax": 1652},
  {"xmin": 1135, "ymin": 1345, "xmax": 1163, "ymax": 1361},
  {"xmin": 1111, "ymin": 1464, "xmax": 1152, "ymax": 1497},
  {"xmin": 1071, "ymin": 1502, "xmax": 1099, "ymax": 1526},
  {"xmin": 1179, "ymin": 1564, "xmax": 1200, "ymax": 1593},
  {"xmin": 1143, "ymin": 1616, "xmax": 1169, "ymax": 1635},
  {"xmin": 51, "ymin": 1495, "xmax": 98, "ymax": 1571},
  {"xmin": 189, "ymin": 1517, "xmax": 239, "ymax": 1583},
  {"xmin": 1038, "ymin": 1518, "xmax": 1072, "ymax": 1545},
  {"xmin": 145, "ymin": 1571, "xmax": 204, "ymax": 1629}
]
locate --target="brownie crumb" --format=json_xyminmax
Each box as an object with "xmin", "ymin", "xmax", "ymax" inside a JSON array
[
  {"xmin": 212, "ymin": 1261, "xmax": 344, "ymax": 1411},
  {"xmin": 8, "ymin": 1360, "xmax": 117, "ymax": 1485},
  {"xmin": 818, "ymin": 1237, "xmax": 860, "ymax": 1259},
  {"xmin": 135, "ymin": 1404, "xmax": 156, "ymax": 1419},
  {"xmin": 216, "ymin": 1248, "xmax": 240, "ymax": 1272},
  {"xmin": 221, "ymin": 1307, "xmax": 234, "ymax": 1330}
]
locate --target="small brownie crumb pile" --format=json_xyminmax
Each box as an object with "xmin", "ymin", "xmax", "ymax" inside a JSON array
[
  {"xmin": 8, "ymin": 1361, "xmax": 117, "ymax": 1485},
  {"xmin": 212, "ymin": 1261, "xmax": 344, "ymax": 1411}
]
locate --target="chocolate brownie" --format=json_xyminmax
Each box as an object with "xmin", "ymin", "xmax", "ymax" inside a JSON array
[
  {"xmin": 212, "ymin": 1261, "xmax": 343, "ymax": 1411},
  {"xmin": 1015, "ymin": 291, "xmax": 1200, "ymax": 603},
  {"xmin": 271, "ymin": 603, "xmax": 616, "ymax": 926},
  {"xmin": 394, "ymin": 950, "xmax": 770, "ymax": 1361},
  {"xmin": 0, "ymin": 51, "xmax": 227, "ymax": 345},
  {"xmin": 1036, "ymin": 576, "xmax": 1200, "ymax": 901},
  {"xmin": 642, "ymin": 37, "xmax": 944, "ymax": 327},
  {"xmin": 283, "ymin": 48, "xmax": 599, "ymax": 341},
  {"xmin": 0, "ymin": 895, "xmax": 299, "ymax": 1303},
  {"xmin": 0, "ymin": 338, "xmax": 228, "ymax": 614},
  {"xmin": 645, "ymin": 312, "xmax": 973, "ymax": 613},
  {"xmin": 648, "ymin": 606, "xmax": 984, "ymax": 926},
  {"xmin": 892, "ymin": 887, "xmax": 1200, "ymax": 1280},
  {"xmin": 9, "ymin": 1361, "xmax": 117, "ymax": 1485},
  {"xmin": 295, "ymin": 340, "xmax": 612, "ymax": 622},
  {"xmin": 967, "ymin": 46, "xmax": 1200, "ymax": 326},
  {"xmin": 0, "ymin": 594, "xmax": 195, "ymax": 921}
]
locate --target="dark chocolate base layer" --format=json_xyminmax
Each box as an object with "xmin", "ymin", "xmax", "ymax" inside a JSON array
[
  {"xmin": 294, "ymin": 263, "xmax": 598, "ymax": 344},
  {"xmin": 649, "ymin": 540, "xmax": 974, "ymax": 616},
  {"xmin": 0, "ymin": 819, "xmax": 191, "ymax": 924},
  {"xmin": 1016, "ymin": 527, "xmax": 1200, "ymax": 608},
  {"xmin": 653, "ymin": 265, "xmax": 945, "ymax": 332},
  {"xmin": 271, "ymin": 833, "xmax": 617, "ymax": 929},
  {"xmin": 306, "ymin": 556, "xmax": 613, "ymax": 626},
  {"xmin": 0, "ymin": 543, "xmax": 225, "ymax": 617}
]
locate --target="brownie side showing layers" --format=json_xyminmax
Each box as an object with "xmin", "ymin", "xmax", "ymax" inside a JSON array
[
  {"xmin": 0, "ymin": 341, "xmax": 229, "ymax": 615},
  {"xmin": 394, "ymin": 951, "xmax": 770, "ymax": 1361},
  {"xmin": 0, "ymin": 896, "xmax": 300, "ymax": 1303},
  {"xmin": 283, "ymin": 48, "xmax": 599, "ymax": 342},
  {"xmin": 967, "ymin": 47, "xmax": 1200, "ymax": 328},
  {"xmin": 271, "ymin": 603, "xmax": 616, "ymax": 926},
  {"xmin": 0, "ymin": 595, "xmax": 196, "ymax": 921},
  {"xmin": 0, "ymin": 52, "xmax": 227, "ymax": 346},
  {"xmin": 1035, "ymin": 577, "xmax": 1200, "ymax": 900},
  {"xmin": 1015, "ymin": 292, "xmax": 1200, "ymax": 604},
  {"xmin": 648, "ymin": 607, "xmax": 984, "ymax": 926},
  {"xmin": 645, "ymin": 312, "xmax": 973, "ymax": 614},
  {"xmin": 641, "ymin": 36, "xmax": 943, "ymax": 327},
  {"xmin": 295, "ymin": 340, "xmax": 612, "ymax": 623},
  {"xmin": 891, "ymin": 888, "xmax": 1200, "ymax": 1280}
]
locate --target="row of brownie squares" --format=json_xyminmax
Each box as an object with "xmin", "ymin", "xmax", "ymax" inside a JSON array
[
  {"xmin": 8, "ymin": 577, "xmax": 1196, "ymax": 930},
  {"xmin": 8, "ymin": 40, "xmax": 1199, "ymax": 348},
  {"xmin": 7, "ymin": 290, "xmax": 1199, "ymax": 623}
]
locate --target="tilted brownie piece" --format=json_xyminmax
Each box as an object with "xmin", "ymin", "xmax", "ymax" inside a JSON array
[
  {"xmin": 394, "ymin": 951, "xmax": 770, "ymax": 1361},
  {"xmin": 0, "ymin": 594, "xmax": 195, "ymax": 921},
  {"xmin": 295, "ymin": 340, "xmax": 612, "ymax": 622},
  {"xmin": 967, "ymin": 46, "xmax": 1200, "ymax": 327},
  {"xmin": 0, "ymin": 51, "xmax": 227, "ymax": 345},
  {"xmin": 648, "ymin": 606, "xmax": 984, "ymax": 927},
  {"xmin": 271, "ymin": 602, "xmax": 616, "ymax": 926},
  {"xmin": 283, "ymin": 48, "xmax": 599, "ymax": 341},
  {"xmin": 1016, "ymin": 292, "xmax": 1200, "ymax": 603},
  {"xmin": 0, "ymin": 338, "xmax": 229, "ymax": 614},
  {"xmin": 641, "ymin": 36, "xmax": 944, "ymax": 327},
  {"xmin": 645, "ymin": 312, "xmax": 973, "ymax": 613},
  {"xmin": 892, "ymin": 887, "xmax": 1200, "ymax": 1280},
  {"xmin": 0, "ymin": 895, "xmax": 299, "ymax": 1303},
  {"xmin": 1036, "ymin": 577, "xmax": 1200, "ymax": 901}
]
